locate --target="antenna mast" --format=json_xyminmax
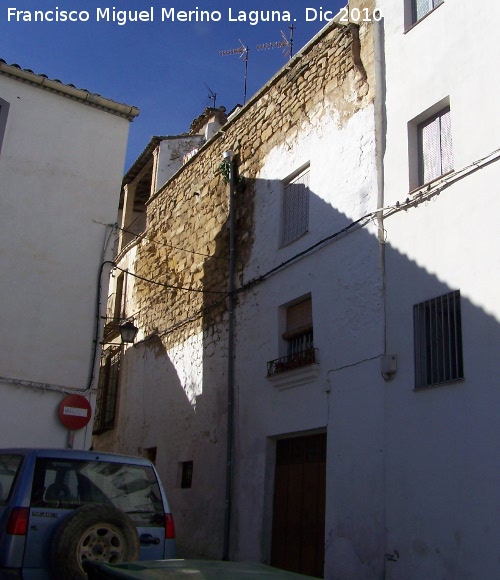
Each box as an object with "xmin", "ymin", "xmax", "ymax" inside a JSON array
[
  {"xmin": 205, "ymin": 83, "xmax": 217, "ymax": 108},
  {"xmin": 256, "ymin": 25, "xmax": 295, "ymax": 59},
  {"xmin": 219, "ymin": 40, "xmax": 249, "ymax": 105}
]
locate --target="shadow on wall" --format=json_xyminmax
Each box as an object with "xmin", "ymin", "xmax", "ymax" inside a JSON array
[
  {"xmin": 321, "ymin": 230, "xmax": 500, "ymax": 579},
  {"xmin": 380, "ymin": 238, "xmax": 500, "ymax": 579},
  {"xmin": 117, "ymin": 334, "xmax": 227, "ymax": 559},
  {"xmin": 206, "ymin": 175, "xmax": 499, "ymax": 577},
  {"xmin": 108, "ymin": 171, "xmax": 499, "ymax": 577}
]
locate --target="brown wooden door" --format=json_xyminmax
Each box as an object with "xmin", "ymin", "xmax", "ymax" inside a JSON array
[{"xmin": 270, "ymin": 433, "xmax": 326, "ymax": 578}]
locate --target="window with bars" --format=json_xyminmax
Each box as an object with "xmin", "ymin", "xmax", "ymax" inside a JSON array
[
  {"xmin": 93, "ymin": 345, "xmax": 121, "ymax": 434},
  {"xmin": 413, "ymin": 0, "xmax": 443, "ymax": 23},
  {"xmin": 267, "ymin": 296, "xmax": 316, "ymax": 377},
  {"xmin": 413, "ymin": 290, "xmax": 464, "ymax": 388},
  {"xmin": 418, "ymin": 107, "xmax": 453, "ymax": 185},
  {"xmin": 280, "ymin": 168, "xmax": 310, "ymax": 247}
]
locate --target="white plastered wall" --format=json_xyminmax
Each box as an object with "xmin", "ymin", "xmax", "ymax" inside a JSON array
[{"xmin": 0, "ymin": 75, "xmax": 130, "ymax": 449}]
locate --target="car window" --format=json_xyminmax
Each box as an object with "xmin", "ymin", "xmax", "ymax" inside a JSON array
[
  {"xmin": 30, "ymin": 458, "xmax": 165, "ymax": 526},
  {"xmin": 0, "ymin": 454, "xmax": 23, "ymax": 505}
]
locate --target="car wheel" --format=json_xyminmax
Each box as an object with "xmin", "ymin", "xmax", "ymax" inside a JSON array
[{"xmin": 50, "ymin": 503, "xmax": 140, "ymax": 579}]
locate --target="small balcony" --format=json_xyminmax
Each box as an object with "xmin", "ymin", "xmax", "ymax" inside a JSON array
[{"xmin": 267, "ymin": 348, "xmax": 318, "ymax": 377}]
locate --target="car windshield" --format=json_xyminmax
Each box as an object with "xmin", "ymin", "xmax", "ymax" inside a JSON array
[
  {"xmin": 30, "ymin": 458, "xmax": 165, "ymax": 526},
  {"xmin": 0, "ymin": 454, "xmax": 23, "ymax": 506}
]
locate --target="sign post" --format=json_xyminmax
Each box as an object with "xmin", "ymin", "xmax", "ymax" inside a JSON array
[{"xmin": 58, "ymin": 394, "xmax": 92, "ymax": 448}]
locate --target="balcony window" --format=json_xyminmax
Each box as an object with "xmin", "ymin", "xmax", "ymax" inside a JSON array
[{"xmin": 267, "ymin": 297, "xmax": 316, "ymax": 377}]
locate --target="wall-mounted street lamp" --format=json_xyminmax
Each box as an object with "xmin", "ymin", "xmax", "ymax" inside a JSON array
[{"xmin": 119, "ymin": 320, "xmax": 139, "ymax": 344}]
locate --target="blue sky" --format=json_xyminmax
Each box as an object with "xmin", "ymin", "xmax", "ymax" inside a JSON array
[{"xmin": 1, "ymin": 0, "xmax": 346, "ymax": 169}]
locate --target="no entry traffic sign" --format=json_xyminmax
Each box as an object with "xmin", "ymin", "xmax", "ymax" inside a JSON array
[{"xmin": 58, "ymin": 394, "xmax": 92, "ymax": 430}]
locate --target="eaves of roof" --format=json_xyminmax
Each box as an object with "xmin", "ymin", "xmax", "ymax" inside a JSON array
[
  {"xmin": 0, "ymin": 59, "xmax": 140, "ymax": 121},
  {"xmin": 123, "ymin": 132, "xmax": 200, "ymax": 186}
]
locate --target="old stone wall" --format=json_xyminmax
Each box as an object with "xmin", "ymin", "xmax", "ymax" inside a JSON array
[
  {"xmin": 102, "ymin": 17, "xmax": 377, "ymax": 561},
  {"xmin": 133, "ymin": 20, "xmax": 375, "ymax": 350}
]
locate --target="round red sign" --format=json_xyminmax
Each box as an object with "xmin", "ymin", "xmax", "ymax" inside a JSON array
[{"xmin": 58, "ymin": 394, "xmax": 92, "ymax": 431}]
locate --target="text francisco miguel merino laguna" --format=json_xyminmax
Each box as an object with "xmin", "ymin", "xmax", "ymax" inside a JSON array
[{"xmin": 7, "ymin": 6, "xmax": 341, "ymax": 25}]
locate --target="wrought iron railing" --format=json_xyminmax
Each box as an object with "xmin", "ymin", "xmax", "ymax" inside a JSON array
[
  {"xmin": 267, "ymin": 348, "xmax": 318, "ymax": 377},
  {"xmin": 106, "ymin": 293, "xmax": 118, "ymax": 321}
]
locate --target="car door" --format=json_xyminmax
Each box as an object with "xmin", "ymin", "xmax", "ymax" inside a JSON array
[
  {"xmin": 76, "ymin": 460, "xmax": 167, "ymax": 560},
  {"xmin": 22, "ymin": 458, "xmax": 76, "ymax": 576}
]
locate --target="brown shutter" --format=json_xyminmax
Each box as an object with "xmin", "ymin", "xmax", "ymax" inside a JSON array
[{"xmin": 283, "ymin": 298, "xmax": 312, "ymax": 339}]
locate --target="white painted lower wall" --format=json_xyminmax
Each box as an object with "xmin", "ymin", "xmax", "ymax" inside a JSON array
[
  {"xmin": 232, "ymin": 102, "xmax": 385, "ymax": 577},
  {"xmin": 378, "ymin": 0, "xmax": 500, "ymax": 576},
  {"xmin": 0, "ymin": 73, "xmax": 130, "ymax": 449}
]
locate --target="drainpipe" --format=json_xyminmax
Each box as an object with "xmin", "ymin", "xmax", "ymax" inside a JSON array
[
  {"xmin": 222, "ymin": 150, "xmax": 235, "ymax": 561},
  {"xmin": 373, "ymin": 17, "xmax": 387, "ymax": 347},
  {"xmin": 373, "ymin": 15, "xmax": 391, "ymax": 577}
]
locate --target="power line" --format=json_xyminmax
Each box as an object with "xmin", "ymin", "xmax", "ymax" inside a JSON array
[
  {"xmin": 119, "ymin": 223, "xmax": 229, "ymax": 261},
  {"xmin": 94, "ymin": 220, "xmax": 229, "ymax": 261},
  {"xmin": 112, "ymin": 264, "xmax": 228, "ymax": 295},
  {"xmin": 102, "ymin": 145, "xmax": 500, "ymax": 340}
]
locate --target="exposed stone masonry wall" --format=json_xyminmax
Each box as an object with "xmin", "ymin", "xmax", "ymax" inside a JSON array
[{"xmin": 133, "ymin": 20, "xmax": 375, "ymax": 350}]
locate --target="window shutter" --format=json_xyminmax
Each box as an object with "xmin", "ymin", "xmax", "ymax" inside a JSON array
[
  {"xmin": 281, "ymin": 170, "xmax": 310, "ymax": 247},
  {"xmin": 285, "ymin": 298, "xmax": 312, "ymax": 337}
]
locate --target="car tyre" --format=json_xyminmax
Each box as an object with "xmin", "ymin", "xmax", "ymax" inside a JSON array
[{"xmin": 50, "ymin": 503, "xmax": 140, "ymax": 579}]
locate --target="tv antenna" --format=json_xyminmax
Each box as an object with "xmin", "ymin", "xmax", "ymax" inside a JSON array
[
  {"xmin": 219, "ymin": 40, "xmax": 249, "ymax": 104},
  {"xmin": 256, "ymin": 25, "xmax": 295, "ymax": 59},
  {"xmin": 205, "ymin": 83, "xmax": 217, "ymax": 108}
]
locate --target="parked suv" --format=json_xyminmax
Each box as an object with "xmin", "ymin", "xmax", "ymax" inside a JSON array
[{"xmin": 0, "ymin": 449, "xmax": 176, "ymax": 579}]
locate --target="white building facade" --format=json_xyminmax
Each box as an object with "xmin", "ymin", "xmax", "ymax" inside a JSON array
[
  {"xmin": 378, "ymin": 1, "xmax": 500, "ymax": 578},
  {"xmin": 0, "ymin": 61, "xmax": 138, "ymax": 450},
  {"xmin": 92, "ymin": 1, "xmax": 500, "ymax": 578},
  {"xmin": 93, "ymin": 15, "xmax": 383, "ymax": 574}
]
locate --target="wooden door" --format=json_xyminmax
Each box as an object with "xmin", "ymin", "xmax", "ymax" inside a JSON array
[{"xmin": 270, "ymin": 433, "xmax": 326, "ymax": 578}]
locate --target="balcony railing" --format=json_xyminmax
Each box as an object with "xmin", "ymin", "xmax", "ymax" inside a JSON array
[
  {"xmin": 104, "ymin": 293, "xmax": 126, "ymax": 340},
  {"xmin": 106, "ymin": 293, "xmax": 117, "ymax": 321},
  {"xmin": 267, "ymin": 348, "xmax": 318, "ymax": 377}
]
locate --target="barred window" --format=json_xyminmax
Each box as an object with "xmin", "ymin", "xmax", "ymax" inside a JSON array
[
  {"xmin": 93, "ymin": 345, "xmax": 121, "ymax": 434},
  {"xmin": 414, "ymin": 290, "xmax": 464, "ymax": 388},
  {"xmin": 280, "ymin": 168, "xmax": 310, "ymax": 247},
  {"xmin": 418, "ymin": 107, "xmax": 453, "ymax": 185},
  {"xmin": 413, "ymin": 0, "xmax": 443, "ymax": 23},
  {"xmin": 267, "ymin": 296, "xmax": 316, "ymax": 378}
]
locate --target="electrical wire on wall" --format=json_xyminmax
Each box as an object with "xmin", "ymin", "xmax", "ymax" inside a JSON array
[
  {"xmin": 94, "ymin": 217, "xmax": 229, "ymax": 262},
  {"xmin": 8, "ymin": 144, "xmax": 497, "ymax": 394},
  {"xmin": 111, "ymin": 264, "xmax": 228, "ymax": 295},
  {"xmin": 123, "ymin": 144, "xmax": 500, "ymax": 341},
  {"xmin": 114, "ymin": 222, "xmax": 229, "ymax": 262}
]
